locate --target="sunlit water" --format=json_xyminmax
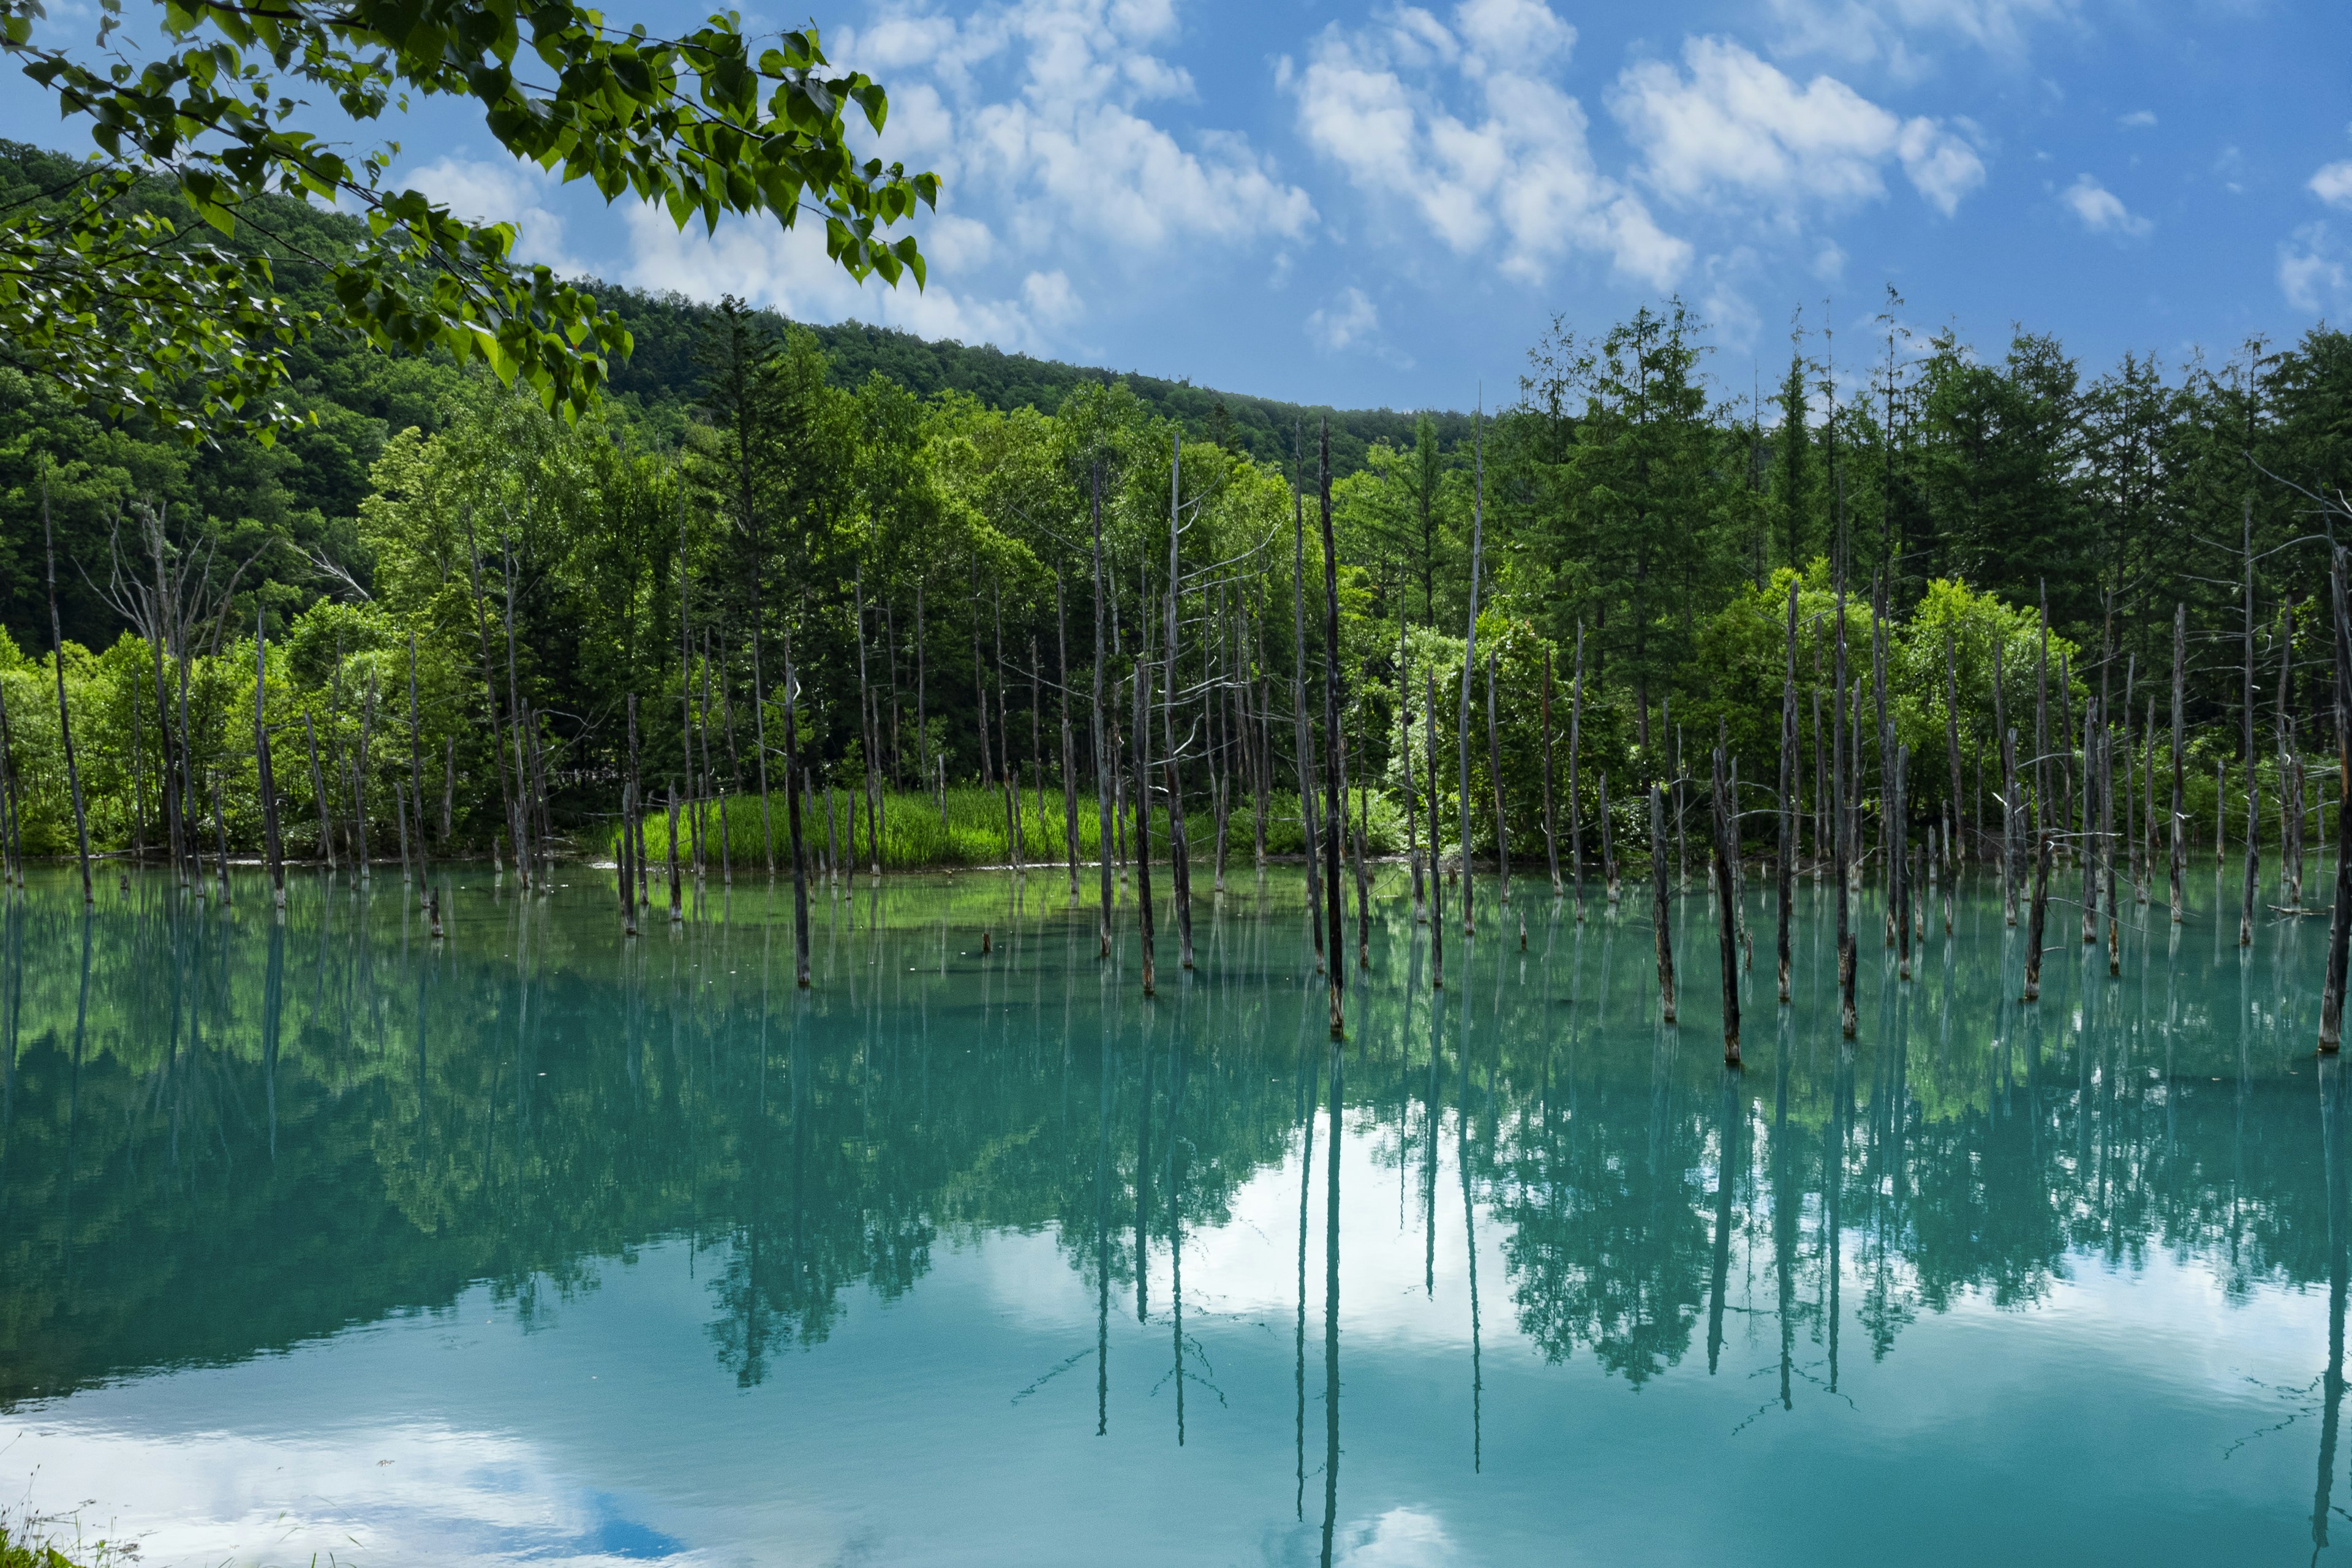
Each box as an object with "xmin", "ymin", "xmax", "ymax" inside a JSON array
[{"xmin": 0, "ymin": 854, "xmax": 2340, "ymax": 1566}]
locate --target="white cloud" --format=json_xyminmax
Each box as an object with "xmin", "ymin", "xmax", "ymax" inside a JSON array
[
  {"xmin": 1290, "ymin": 0, "xmax": 1689, "ymax": 288},
  {"xmin": 2280, "ymin": 224, "xmax": 2350, "ymax": 313},
  {"xmin": 2061, "ymin": 174, "xmax": 2150, "ymax": 237},
  {"xmin": 839, "ymin": 0, "xmax": 1311, "ymax": 262},
  {"xmin": 621, "ymin": 206, "xmax": 1081, "ymax": 353},
  {"xmin": 1307, "ymin": 286, "xmax": 1380, "ymax": 352},
  {"xmin": 2117, "ymin": 109, "xmax": 2157, "ymax": 129},
  {"xmin": 404, "ymin": 156, "xmax": 593, "ymax": 279},
  {"xmin": 1762, "ymin": 0, "xmax": 2070, "ymax": 75},
  {"xmin": 2312, "ymin": 161, "xmax": 2352, "ymax": 211},
  {"xmin": 1609, "ymin": 37, "xmax": 1983, "ymax": 218}
]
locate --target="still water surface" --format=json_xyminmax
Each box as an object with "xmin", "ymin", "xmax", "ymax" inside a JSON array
[{"xmin": 0, "ymin": 861, "xmax": 2341, "ymax": 1565}]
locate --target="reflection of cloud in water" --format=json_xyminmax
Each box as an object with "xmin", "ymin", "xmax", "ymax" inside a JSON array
[
  {"xmin": 1334, "ymin": 1506, "xmax": 1458, "ymax": 1566},
  {"xmin": 5, "ymin": 1423, "xmax": 687, "ymax": 1567}
]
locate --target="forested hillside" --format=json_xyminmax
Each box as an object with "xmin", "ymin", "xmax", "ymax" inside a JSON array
[{"xmin": 0, "ymin": 137, "xmax": 2343, "ymax": 882}]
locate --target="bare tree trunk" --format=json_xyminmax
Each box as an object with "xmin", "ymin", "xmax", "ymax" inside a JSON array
[
  {"xmin": 303, "ymin": 712, "xmax": 332, "ymax": 868},
  {"xmin": 1943, "ymin": 628, "xmax": 1965, "ymax": 867},
  {"xmin": 1425, "ymin": 668, "xmax": 1445, "ymax": 990},
  {"xmin": 1058, "ymin": 576, "xmax": 1079, "ymax": 900},
  {"xmin": 0, "ymin": 679, "xmax": 22, "ymax": 886},
  {"xmin": 1291, "ymin": 443, "xmax": 1322, "ymax": 971},
  {"xmin": 2244, "ymin": 500, "xmax": 2260, "ymax": 946},
  {"xmin": 2024, "ymin": 829, "xmax": 2051, "ymax": 1001},
  {"xmin": 1542, "ymin": 643, "xmax": 1561, "ymax": 898},
  {"xmin": 1092, "ymin": 467, "xmax": 1115, "ymax": 956},
  {"xmin": 461, "ymin": 506, "xmax": 510, "ymax": 877},
  {"xmin": 1834, "ymin": 576, "xmax": 1855, "ymax": 1038},
  {"xmin": 752, "ymin": 631, "xmax": 774, "ymax": 875},
  {"xmin": 400, "ymin": 633, "xmax": 424, "ymax": 899},
  {"xmin": 1317, "ymin": 421, "xmax": 1346, "ymax": 1038},
  {"xmin": 1569, "ymin": 625, "xmax": 1585, "ymax": 921},
  {"xmin": 2282, "ymin": 605, "xmax": 2304, "ymax": 909},
  {"xmin": 42, "ymin": 488, "xmax": 91, "ymax": 906},
  {"xmin": 355, "ymin": 669, "xmax": 376, "ymax": 878},
  {"xmin": 1994, "ymin": 631, "xmax": 2014, "ymax": 924},
  {"xmin": 258, "ymin": 610, "xmax": 284, "ymax": 905},
  {"xmin": 668, "ymin": 783, "xmax": 684, "ymax": 923},
  {"xmin": 1599, "ymin": 771, "xmax": 1616, "ymax": 904},
  {"xmin": 1486, "ymin": 653, "xmax": 1507, "ymax": 903},
  {"xmin": 1456, "ymin": 413, "xmax": 1486, "ymax": 937},
  {"xmin": 1164, "ymin": 434, "xmax": 1194, "ymax": 969},
  {"xmin": 1779, "ymin": 579, "xmax": 1796, "ymax": 1002},
  {"xmin": 1134, "ymin": 654, "xmax": 1156, "ymax": 996},
  {"xmin": 783, "ymin": 631, "xmax": 810, "ymax": 984},
  {"xmin": 1711, "ymin": 745, "xmax": 1740, "ymax": 1066},
  {"xmin": 1651, "ymin": 783, "xmax": 1676, "ymax": 1023},
  {"xmin": 2320, "ymin": 544, "xmax": 2347, "ymax": 1052}
]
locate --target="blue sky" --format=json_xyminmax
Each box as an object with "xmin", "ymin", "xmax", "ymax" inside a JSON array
[{"xmin": 23, "ymin": 0, "xmax": 2352, "ymax": 411}]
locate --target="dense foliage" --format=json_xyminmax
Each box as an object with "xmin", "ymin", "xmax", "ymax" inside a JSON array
[{"xmin": 0, "ymin": 140, "xmax": 2343, "ymax": 872}]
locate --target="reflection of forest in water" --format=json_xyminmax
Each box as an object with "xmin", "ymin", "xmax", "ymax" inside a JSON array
[{"xmin": 0, "ymin": 865, "xmax": 2334, "ymax": 1411}]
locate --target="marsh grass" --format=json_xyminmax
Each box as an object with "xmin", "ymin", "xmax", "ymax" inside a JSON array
[{"xmin": 622, "ymin": 785, "xmax": 1417, "ymax": 869}]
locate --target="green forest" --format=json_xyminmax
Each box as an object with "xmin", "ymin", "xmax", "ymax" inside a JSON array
[{"xmin": 0, "ymin": 135, "xmax": 2342, "ymax": 896}]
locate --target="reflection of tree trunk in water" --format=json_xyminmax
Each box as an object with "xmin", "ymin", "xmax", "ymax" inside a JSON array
[
  {"xmin": 2315, "ymin": 1055, "xmax": 2345, "ymax": 1551},
  {"xmin": 1773, "ymin": 1031, "xmax": 1795, "ymax": 1411},
  {"xmin": 1319, "ymin": 1042, "xmax": 1342, "ymax": 1568},
  {"xmin": 266, "ymin": 918, "xmax": 285, "ymax": 1163},
  {"xmin": 1828, "ymin": 1030, "xmax": 1850, "ymax": 1393},
  {"xmin": 1707, "ymin": 1063, "xmax": 1738, "ymax": 1374},
  {"xmin": 1136, "ymin": 1012, "xmax": 1153, "ymax": 1321},
  {"xmin": 62, "ymin": 913, "xmax": 91, "ymax": 1279},
  {"xmin": 1423, "ymin": 976, "xmax": 1442, "ymax": 1297},
  {"xmin": 1098, "ymin": 1033, "xmax": 1115, "ymax": 1438},
  {"xmin": 1459, "ymin": 990, "xmax": 1483, "ymax": 1473},
  {"xmin": 1295, "ymin": 1035, "xmax": 1317, "ymax": 1518},
  {"xmin": 1167, "ymin": 1026, "xmax": 1187, "ymax": 1444}
]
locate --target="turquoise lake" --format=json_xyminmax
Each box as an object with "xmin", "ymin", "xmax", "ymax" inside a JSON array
[{"xmin": 0, "ymin": 857, "xmax": 2340, "ymax": 1566}]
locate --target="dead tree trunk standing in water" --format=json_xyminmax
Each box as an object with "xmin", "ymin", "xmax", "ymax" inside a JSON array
[
  {"xmin": 257, "ymin": 610, "xmax": 284, "ymax": 905},
  {"xmin": 1456, "ymin": 411, "xmax": 1487, "ymax": 938},
  {"xmin": 2319, "ymin": 544, "xmax": 2347, "ymax": 1053},
  {"xmin": 1651, "ymin": 783, "xmax": 1676, "ymax": 1023},
  {"xmin": 42, "ymin": 489, "xmax": 92, "ymax": 906},
  {"xmin": 1058, "ymin": 576, "xmax": 1079, "ymax": 900},
  {"xmin": 1542, "ymin": 644, "xmax": 1561, "ymax": 898},
  {"xmin": 2024, "ymin": 829, "xmax": 2052, "ymax": 1001},
  {"xmin": 1779, "ymin": 579, "xmax": 1797, "ymax": 1002},
  {"xmin": 1164, "ymin": 432, "xmax": 1195, "ymax": 970},
  {"xmin": 1710, "ymin": 746, "xmax": 1740, "ymax": 1066},
  {"xmin": 751, "ymin": 631, "xmax": 774, "ymax": 875},
  {"xmin": 2280, "ymin": 604, "xmax": 2304, "ymax": 910},
  {"xmin": 2243, "ymin": 499, "xmax": 2260, "ymax": 947},
  {"xmin": 1351, "ymin": 722, "xmax": 1371, "ymax": 969},
  {"xmin": 1487, "ymin": 654, "xmax": 1507, "ymax": 905},
  {"xmin": 1992, "ymin": 630, "xmax": 2013, "ymax": 922},
  {"xmin": 2171, "ymin": 603, "xmax": 2187, "ymax": 921},
  {"xmin": 1317, "ymin": 421, "xmax": 1347, "ymax": 1039},
  {"xmin": 1403, "ymin": 596, "xmax": 1426, "ymax": 922},
  {"xmin": 1833, "ymin": 575, "xmax": 1856, "ymax": 1039},
  {"xmin": 1943, "ymin": 629, "xmax": 1965, "ymax": 880},
  {"xmin": 1092, "ymin": 467, "xmax": 1115, "ymax": 957},
  {"xmin": 1425, "ymin": 668, "xmax": 1446, "ymax": 991},
  {"xmin": 353, "ymin": 669, "xmax": 376, "ymax": 879},
  {"xmin": 1289, "ymin": 440, "xmax": 1322, "ymax": 973},
  {"xmin": 303, "ymin": 713, "xmax": 333, "ymax": 870},
  {"xmin": 1599, "ymin": 772, "xmax": 1616, "ymax": 905},
  {"xmin": 1569, "ymin": 625, "xmax": 1585, "ymax": 921},
  {"xmin": 407, "ymin": 631, "xmax": 426, "ymax": 899},
  {"xmin": 1134, "ymin": 652, "xmax": 1157, "ymax": 997},
  {"xmin": 783, "ymin": 630, "xmax": 810, "ymax": 984}
]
